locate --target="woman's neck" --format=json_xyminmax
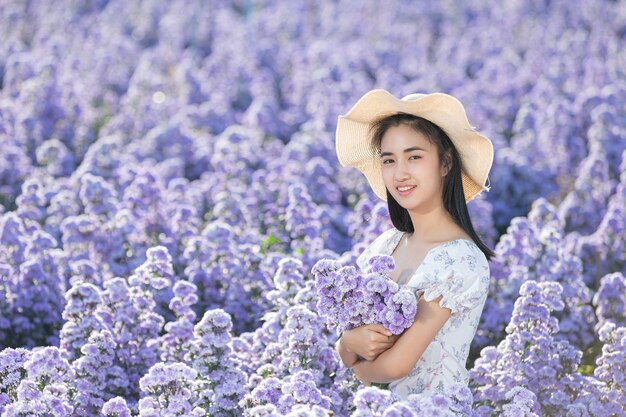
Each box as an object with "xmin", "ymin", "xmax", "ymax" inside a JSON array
[{"xmin": 407, "ymin": 205, "xmax": 462, "ymax": 243}]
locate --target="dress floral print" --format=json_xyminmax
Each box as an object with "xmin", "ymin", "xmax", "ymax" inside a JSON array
[{"xmin": 356, "ymin": 227, "xmax": 490, "ymax": 399}]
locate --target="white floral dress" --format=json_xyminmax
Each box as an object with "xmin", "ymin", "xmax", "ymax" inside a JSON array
[{"xmin": 355, "ymin": 227, "xmax": 490, "ymax": 399}]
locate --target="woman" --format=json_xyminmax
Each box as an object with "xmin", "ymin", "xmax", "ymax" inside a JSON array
[{"xmin": 333, "ymin": 89, "xmax": 495, "ymax": 398}]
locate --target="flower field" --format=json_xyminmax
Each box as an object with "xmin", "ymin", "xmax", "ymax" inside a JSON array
[{"xmin": 0, "ymin": 0, "xmax": 625, "ymax": 415}]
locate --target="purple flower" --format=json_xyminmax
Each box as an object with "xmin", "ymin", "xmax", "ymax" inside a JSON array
[
  {"xmin": 353, "ymin": 386, "xmax": 396, "ymax": 414},
  {"xmin": 2, "ymin": 347, "xmax": 74, "ymax": 416},
  {"xmin": 102, "ymin": 397, "xmax": 133, "ymax": 417},
  {"xmin": 0, "ymin": 348, "xmax": 31, "ymax": 410},
  {"xmin": 366, "ymin": 255, "xmax": 395, "ymax": 275},
  {"xmin": 312, "ymin": 256, "xmax": 416, "ymax": 335}
]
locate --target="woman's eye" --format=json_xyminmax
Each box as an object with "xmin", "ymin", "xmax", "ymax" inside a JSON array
[
  {"xmin": 409, "ymin": 155, "xmax": 422, "ymax": 160},
  {"xmin": 382, "ymin": 159, "xmax": 394, "ymax": 164}
]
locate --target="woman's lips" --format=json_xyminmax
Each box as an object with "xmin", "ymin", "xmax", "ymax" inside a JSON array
[{"xmin": 397, "ymin": 185, "xmax": 416, "ymax": 196}]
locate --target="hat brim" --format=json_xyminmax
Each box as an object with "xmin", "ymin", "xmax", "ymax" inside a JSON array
[{"xmin": 335, "ymin": 89, "xmax": 494, "ymax": 203}]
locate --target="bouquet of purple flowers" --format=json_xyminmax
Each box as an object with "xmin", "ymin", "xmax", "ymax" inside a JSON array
[{"xmin": 311, "ymin": 255, "xmax": 418, "ymax": 335}]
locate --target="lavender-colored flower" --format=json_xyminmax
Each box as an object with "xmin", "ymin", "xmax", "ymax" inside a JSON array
[
  {"xmin": 476, "ymin": 199, "xmax": 595, "ymax": 356},
  {"xmin": 36, "ymin": 138, "xmax": 75, "ymax": 177},
  {"xmin": 594, "ymin": 322, "xmax": 626, "ymax": 409},
  {"xmin": 501, "ymin": 387, "xmax": 539, "ymax": 417},
  {"xmin": 187, "ymin": 309, "xmax": 247, "ymax": 416},
  {"xmin": 3, "ymin": 347, "xmax": 75, "ymax": 416},
  {"xmin": 570, "ymin": 153, "xmax": 626, "ymax": 288},
  {"xmin": 276, "ymin": 370, "xmax": 332, "ymax": 414},
  {"xmin": 96, "ymin": 259, "xmax": 165, "ymax": 399},
  {"xmin": 0, "ymin": 348, "xmax": 31, "ymax": 413},
  {"xmin": 60, "ymin": 282, "xmax": 106, "ymax": 361},
  {"xmin": 285, "ymin": 182, "xmax": 323, "ymax": 246},
  {"xmin": 72, "ymin": 330, "xmax": 126, "ymax": 416},
  {"xmin": 266, "ymin": 257, "xmax": 307, "ymax": 313},
  {"xmin": 241, "ymin": 376, "xmax": 283, "ymax": 411},
  {"xmin": 245, "ymin": 403, "xmax": 280, "ymax": 417},
  {"xmin": 557, "ymin": 148, "xmax": 615, "ymax": 235},
  {"xmin": 138, "ymin": 362, "xmax": 203, "ymax": 417},
  {"xmin": 15, "ymin": 178, "xmax": 48, "ymax": 223},
  {"xmin": 592, "ymin": 272, "xmax": 626, "ymax": 331},
  {"xmin": 0, "ymin": 0, "xmax": 625, "ymax": 415},
  {"xmin": 67, "ymin": 259, "xmax": 102, "ymax": 286},
  {"xmin": 471, "ymin": 280, "xmax": 598, "ymax": 415},
  {"xmin": 241, "ymin": 371, "xmax": 332, "ymax": 416},
  {"xmin": 284, "ymin": 403, "xmax": 333, "ymax": 417},
  {"xmin": 182, "ymin": 221, "xmax": 273, "ymax": 334},
  {"xmin": 365, "ymin": 255, "xmax": 395, "ymax": 276},
  {"xmin": 352, "ymin": 386, "xmax": 396, "ymax": 415},
  {"xmin": 159, "ymin": 280, "xmax": 198, "ymax": 363},
  {"xmin": 312, "ymin": 255, "xmax": 416, "ymax": 335},
  {"xmin": 78, "ymin": 173, "xmax": 118, "ymax": 218},
  {"xmin": 101, "ymin": 397, "xmax": 133, "ymax": 417}
]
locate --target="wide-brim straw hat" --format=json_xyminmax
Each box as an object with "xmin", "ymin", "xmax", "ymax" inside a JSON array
[{"xmin": 335, "ymin": 89, "xmax": 494, "ymax": 203}]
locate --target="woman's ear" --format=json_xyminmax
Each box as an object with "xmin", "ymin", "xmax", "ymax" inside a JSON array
[{"xmin": 440, "ymin": 150, "xmax": 452, "ymax": 177}]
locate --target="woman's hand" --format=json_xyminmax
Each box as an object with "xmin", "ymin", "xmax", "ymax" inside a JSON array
[{"xmin": 341, "ymin": 324, "xmax": 400, "ymax": 361}]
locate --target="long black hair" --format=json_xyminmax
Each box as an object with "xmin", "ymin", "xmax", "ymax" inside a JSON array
[{"xmin": 368, "ymin": 112, "xmax": 495, "ymax": 261}]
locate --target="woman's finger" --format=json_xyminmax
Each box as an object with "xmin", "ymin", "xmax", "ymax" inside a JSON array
[{"xmin": 367, "ymin": 323, "xmax": 393, "ymax": 336}]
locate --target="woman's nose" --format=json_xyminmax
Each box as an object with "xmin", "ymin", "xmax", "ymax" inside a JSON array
[{"xmin": 394, "ymin": 161, "xmax": 410, "ymax": 181}]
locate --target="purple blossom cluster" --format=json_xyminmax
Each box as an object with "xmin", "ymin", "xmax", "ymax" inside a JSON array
[
  {"xmin": 594, "ymin": 322, "xmax": 626, "ymax": 413},
  {"xmin": 158, "ymin": 280, "xmax": 198, "ymax": 363},
  {"xmin": 313, "ymin": 255, "xmax": 418, "ymax": 335},
  {"xmin": 235, "ymin": 257, "xmax": 358, "ymax": 416},
  {"xmin": 592, "ymin": 272, "xmax": 626, "ymax": 331},
  {"xmin": 72, "ymin": 330, "xmax": 126, "ymax": 416},
  {"xmin": 138, "ymin": 362, "xmax": 204, "ymax": 416},
  {"xmin": 475, "ymin": 198, "xmax": 595, "ymax": 355},
  {"xmin": 0, "ymin": 348, "xmax": 31, "ymax": 414},
  {"xmin": 0, "ymin": 212, "xmax": 67, "ymax": 347},
  {"xmin": 0, "ymin": 0, "xmax": 625, "ymax": 414},
  {"xmin": 243, "ymin": 370, "xmax": 333, "ymax": 415},
  {"xmin": 186, "ymin": 309, "xmax": 248, "ymax": 416},
  {"xmin": 471, "ymin": 280, "xmax": 620, "ymax": 416},
  {"xmin": 567, "ymin": 151, "xmax": 626, "ymax": 288},
  {"xmin": 181, "ymin": 220, "xmax": 274, "ymax": 334},
  {"xmin": 341, "ymin": 198, "xmax": 394, "ymax": 267},
  {"xmin": 2, "ymin": 346, "xmax": 74, "ymax": 416},
  {"xmin": 350, "ymin": 383, "xmax": 474, "ymax": 417}
]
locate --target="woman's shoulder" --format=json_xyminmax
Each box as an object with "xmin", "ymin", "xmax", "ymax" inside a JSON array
[
  {"xmin": 407, "ymin": 239, "xmax": 490, "ymax": 316},
  {"xmin": 429, "ymin": 238, "xmax": 489, "ymax": 277}
]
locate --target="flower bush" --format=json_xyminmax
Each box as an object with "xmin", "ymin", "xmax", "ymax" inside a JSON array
[{"xmin": 0, "ymin": 0, "xmax": 625, "ymax": 415}]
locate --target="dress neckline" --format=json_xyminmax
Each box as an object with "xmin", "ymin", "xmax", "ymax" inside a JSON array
[{"xmin": 388, "ymin": 229, "xmax": 476, "ymax": 286}]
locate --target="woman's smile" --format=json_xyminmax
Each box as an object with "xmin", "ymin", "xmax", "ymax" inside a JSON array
[{"xmin": 397, "ymin": 185, "xmax": 417, "ymax": 195}]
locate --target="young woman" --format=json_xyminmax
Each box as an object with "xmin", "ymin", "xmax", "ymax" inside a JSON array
[{"xmin": 333, "ymin": 89, "xmax": 495, "ymax": 398}]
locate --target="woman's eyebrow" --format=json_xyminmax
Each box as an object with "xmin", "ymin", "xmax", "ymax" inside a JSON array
[{"xmin": 380, "ymin": 146, "xmax": 426, "ymax": 157}]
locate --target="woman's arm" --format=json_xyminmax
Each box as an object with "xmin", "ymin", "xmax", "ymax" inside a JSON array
[
  {"xmin": 335, "ymin": 335, "xmax": 359, "ymax": 368},
  {"xmin": 335, "ymin": 324, "xmax": 398, "ymax": 368},
  {"xmin": 352, "ymin": 294, "xmax": 452, "ymax": 384}
]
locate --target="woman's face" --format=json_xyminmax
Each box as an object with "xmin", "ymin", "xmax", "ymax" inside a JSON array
[{"xmin": 379, "ymin": 123, "xmax": 448, "ymax": 211}]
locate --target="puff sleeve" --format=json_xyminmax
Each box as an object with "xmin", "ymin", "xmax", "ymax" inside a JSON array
[{"xmin": 404, "ymin": 241, "xmax": 490, "ymax": 318}]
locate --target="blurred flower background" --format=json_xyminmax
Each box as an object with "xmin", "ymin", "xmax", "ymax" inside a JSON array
[{"xmin": 0, "ymin": 0, "xmax": 625, "ymax": 415}]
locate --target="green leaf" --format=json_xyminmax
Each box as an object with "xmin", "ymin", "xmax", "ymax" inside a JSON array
[
  {"xmin": 261, "ymin": 234, "xmax": 280, "ymax": 253},
  {"xmin": 578, "ymin": 364, "xmax": 595, "ymax": 376}
]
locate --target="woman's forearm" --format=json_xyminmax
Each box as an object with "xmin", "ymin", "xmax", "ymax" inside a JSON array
[
  {"xmin": 335, "ymin": 337, "xmax": 359, "ymax": 368},
  {"xmin": 352, "ymin": 349, "xmax": 404, "ymax": 384}
]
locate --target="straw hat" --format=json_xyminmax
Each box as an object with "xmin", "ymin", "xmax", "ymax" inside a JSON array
[{"xmin": 335, "ymin": 89, "xmax": 494, "ymax": 203}]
